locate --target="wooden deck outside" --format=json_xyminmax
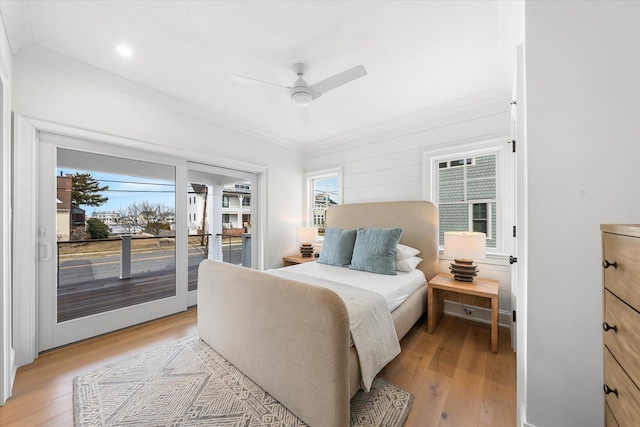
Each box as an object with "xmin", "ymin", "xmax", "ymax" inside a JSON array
[
  {"xmin": 56, "ymin": 266, "xmax": 199, "ymax": 322},
  {"xmin": 55, "ymin": 233, "xmax": 244, "ymax": 323}
]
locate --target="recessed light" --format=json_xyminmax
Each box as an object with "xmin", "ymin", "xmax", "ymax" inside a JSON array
[{"xmin": 116, "ymin": 45, "xmax": 132, "ymax": 57}]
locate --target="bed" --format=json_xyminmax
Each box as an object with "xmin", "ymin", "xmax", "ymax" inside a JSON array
[{"xmin": 197, "ymin": 201, "xmax": 438, "ymax": 426}]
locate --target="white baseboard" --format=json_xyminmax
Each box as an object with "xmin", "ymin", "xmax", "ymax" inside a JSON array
[
  {"xmin": 520, "ymin": 405, "xmax": 537, "ymax": 427},
  {"xmin": 443, "ymin": 300, "xmax": 511, "ymax": 329}
]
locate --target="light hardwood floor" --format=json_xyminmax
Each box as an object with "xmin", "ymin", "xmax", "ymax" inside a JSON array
[
  {"xmin": 380, "ymin": 315, "xmax": 516, "ymax": 426},
  {"xmin": 0, "ymin": 309, "xmax": 515, "ymax": 427}
]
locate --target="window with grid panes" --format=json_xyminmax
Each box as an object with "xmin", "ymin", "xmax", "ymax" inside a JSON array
[
  {"xmin": 305, "ymin": 169, "xmax": 342, "ymax": 237},
  {"xmin": 437, "ymin": 153, "xmax": 497, "ymax": 249}
]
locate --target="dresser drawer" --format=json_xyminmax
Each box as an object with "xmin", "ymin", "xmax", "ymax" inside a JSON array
[
  {"xmin": 604, "ymin": 289, "xmax": 640, "ymax": 388},
  {"xmin": 602, "ymin": 232, "xmax": 640, "ymax": 311},
  {"xmin": 604, "ymin": 348, "xmax": 640, "ymax": 427},
  {"xmin": 606, "ymin": 402, "xmax": 620, "ymax": 427}
]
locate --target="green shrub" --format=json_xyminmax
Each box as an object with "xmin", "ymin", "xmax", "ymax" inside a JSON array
[{"xmin": 87, "ymin": 218, "xmax": 110, "ymax": 239}]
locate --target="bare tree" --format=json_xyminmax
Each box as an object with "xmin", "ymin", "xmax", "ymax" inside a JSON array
[
  {"xmin": 139, "ymin": 201, "xmax": 175, "ymax": 236},
  {"xmin": 117, "ymin": 203, "xmax": 143, "ymax": 234}
]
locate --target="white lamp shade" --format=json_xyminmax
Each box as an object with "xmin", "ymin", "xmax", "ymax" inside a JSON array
[
  {"xmin": 296, "ymin": 227, "xmax": 318, "ymax": 244},
  {"xmin": 443, "ymin": 231, "xmax": 486, "ymax": 260}
]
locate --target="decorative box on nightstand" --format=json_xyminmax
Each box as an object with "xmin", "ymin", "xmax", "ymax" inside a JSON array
[{"xmin": 282, "ymin": 254, "xmax": 318, "ymax": 267}]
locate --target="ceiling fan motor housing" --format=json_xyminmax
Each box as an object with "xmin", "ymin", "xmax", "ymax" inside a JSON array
[{"xmin": 290, "ymin": 77, "xmax": 313, "ymax": 107}]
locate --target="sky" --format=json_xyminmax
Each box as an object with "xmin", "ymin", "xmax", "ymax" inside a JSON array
[
  {"xmin": 58, "ymin": 168, "xmax": 176, "ymax": 215},
  {"xmin": 314, "ymin": 176, "xmax": 340, "ymax": 204}
]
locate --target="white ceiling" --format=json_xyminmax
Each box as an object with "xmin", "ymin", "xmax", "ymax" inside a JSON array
[{"xmin": 1, "ymin": 1, "xmax": 522, "ymax": 147}]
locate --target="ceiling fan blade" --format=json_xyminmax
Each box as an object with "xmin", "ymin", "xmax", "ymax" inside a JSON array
[
  {"xmin": 309, "ymin": 65, "xmax": 367, "ymax": 96},
  {"xmin": 230, "ymin": 74, "xmax": 291, "ymax": 95},
  {"xmin": 297, "ymin": 106, "xmax": 310, "ymax": 126}
]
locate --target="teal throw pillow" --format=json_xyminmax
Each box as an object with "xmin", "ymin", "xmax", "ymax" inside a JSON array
[
  {"xmin": 317, "ymin": 227, "xmax": 357, "ymax": 267},
  {"xmin": 349, "ymin": 228, "xmax": 403, "ymax": 275}
]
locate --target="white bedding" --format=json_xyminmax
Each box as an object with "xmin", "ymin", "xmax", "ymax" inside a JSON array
[{"xmin": 280, "ymin": 261, "xmax": 427, "ymax": 312}]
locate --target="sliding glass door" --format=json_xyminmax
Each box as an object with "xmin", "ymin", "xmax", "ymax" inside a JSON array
[{"xmin": 38, "ymin": 134, "xmax": 185, "ymax": 351}]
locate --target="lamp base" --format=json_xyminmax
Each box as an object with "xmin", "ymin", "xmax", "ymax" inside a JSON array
[
  {"xmin": 299, "ymin": 243, "xmax": 314, "ymax": 257},
  {"xmin": 449, "ymin": 259, "xmax": 478, "ymax": 282}
]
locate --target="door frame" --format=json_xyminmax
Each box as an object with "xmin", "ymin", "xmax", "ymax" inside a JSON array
[
  {"xmin": 13, "ymin": 115, "xmax": 267, "ymax": 365},
  {"xmin": 0, "ymin": 45, "xmax": 13, "ymax": 405}
]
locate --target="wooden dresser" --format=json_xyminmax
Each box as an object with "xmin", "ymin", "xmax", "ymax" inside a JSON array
[{"xmin": 601, "ymin": 224, "xmax": 640, "ymax": 426}]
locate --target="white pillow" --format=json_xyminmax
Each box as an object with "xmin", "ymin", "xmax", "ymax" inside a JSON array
[
  {"xmin": 395, "ymin": 256, "xmax": 423, "ymax": 272},
  {"xmin": 395, "ymin": 244, "xmax": 420, "ymax": 260}
]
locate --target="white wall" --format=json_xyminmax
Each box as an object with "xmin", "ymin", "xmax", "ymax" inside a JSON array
[
  {"xmin": 305, "ymin": 96, "xmax": 515, "ymax": 323},
  {"xmin": 524, "ymin": 1, "xmax": 640, "ymax": 426},
  {"xmin": 12, "ymin": 45, "xmax": 304, "ymax": 269}
]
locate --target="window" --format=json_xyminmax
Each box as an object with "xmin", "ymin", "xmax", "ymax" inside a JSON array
[
  {"xmin": 424, "ymin": 140, "xmax": 512, "ymax": 254},
  {"xmin": 242, "ymin": 196, "xmax": 250, "ymax": 207},
  {"xmin": 471, "ymin": 202, "xmax": 490, "ymax": 235},
  {"xmin": 305, "ymin": 168, "xmax": 342, "ymax": 237},
  {"xmin": 437, "ymin": 152, "xmax": 497, "ymax": 248},
  {"xmin": 222, "ymin": 195, "xmax": 229, "ymax": 208}
]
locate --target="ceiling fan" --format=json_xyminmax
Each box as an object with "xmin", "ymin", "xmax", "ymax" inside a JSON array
[{"xmin": 231, "ymin": 63, "xmax": 367, "ymax": 124}]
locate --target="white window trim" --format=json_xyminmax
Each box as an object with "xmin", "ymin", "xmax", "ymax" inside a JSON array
[
  {"xmin": 304, "ymin": 167, "xmax": 343, "ymax": 234},
  {"xmin": 422, "ymin": 136, "xmax": 513, "ymax": 256}
]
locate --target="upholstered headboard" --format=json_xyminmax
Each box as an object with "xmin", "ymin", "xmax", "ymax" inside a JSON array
[{"xmin": 325, "ymin": 200, "xmax": 439, "ymax": 281}]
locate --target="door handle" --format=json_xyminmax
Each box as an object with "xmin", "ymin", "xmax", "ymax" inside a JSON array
[{"xmin": 39, "ymin": 242, "xmax": 51, "ymax": 262}]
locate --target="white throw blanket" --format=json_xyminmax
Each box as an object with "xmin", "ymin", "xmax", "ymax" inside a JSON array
[{"xmin": 267, "ymin": 269, "xmax": 401, "ymax": 392}]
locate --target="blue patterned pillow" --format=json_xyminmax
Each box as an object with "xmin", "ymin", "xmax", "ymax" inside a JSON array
[
  {"xmin": 317, "ymin": 227, "xmax": 357, "ymax": 267},
  {"xmin": 349, "ymin": 228, "xmax": 403, "ymax": 275}
]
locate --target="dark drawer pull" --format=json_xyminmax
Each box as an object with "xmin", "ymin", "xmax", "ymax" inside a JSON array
[
  {"xmin": 603, "ymin": 384, "xmax": 618, "ymax": 397},
  {"xmin": 603, "ymin": 322, "xmax": 618, "ymax": 332},
  {"xmin": 603, "ymin": 260, "xmax": 618, "ymax": 269}
]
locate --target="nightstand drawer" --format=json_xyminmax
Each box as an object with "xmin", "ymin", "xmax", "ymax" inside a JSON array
[{"xmin": 604, "ymin": 289, "xmax": 640, "ymax": 388}]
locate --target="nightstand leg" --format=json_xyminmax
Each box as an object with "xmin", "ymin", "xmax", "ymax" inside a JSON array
[
  {"xmin": 427, "ymin": 286, "xmax": 435, "ymax": 333},
  {"xmin": 491, "ymin": 295, "xmax": 498, "ymax": 353},
  {"xmin": 427, "ymin": 287, "xmax": 443, "ymax": 333}
]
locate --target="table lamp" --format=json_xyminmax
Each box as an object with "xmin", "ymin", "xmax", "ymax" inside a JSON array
[
  {"xmin": 443, "ymin": 231, "xmax": 486, "ymax": 282},
  {"xmin": 296, "ymin": 227, "xmax": 318, "ymax": 257}
]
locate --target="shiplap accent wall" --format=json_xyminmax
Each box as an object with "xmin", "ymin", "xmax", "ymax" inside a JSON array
[
  {"xmin": 305, "ymin": 98, "xmax": 511, "ymax": 203},
  {"xmin": 304, "ymin": 97, "xmax": 514, "ymax": 331}
]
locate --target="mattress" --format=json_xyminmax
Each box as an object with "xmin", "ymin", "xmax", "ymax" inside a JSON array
[{"xmin": 280, "ymin": 261, "xmax": 426, "ymax": 312}]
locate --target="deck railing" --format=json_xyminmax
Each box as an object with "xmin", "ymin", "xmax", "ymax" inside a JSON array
[{"xmin": 56, "ymin": 233, "xmax": 251, "ymax": 289}]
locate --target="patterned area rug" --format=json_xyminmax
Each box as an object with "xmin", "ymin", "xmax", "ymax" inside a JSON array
[{"xmin": 73, "ymin": 336, "xmax": 413, "ymax": 426}]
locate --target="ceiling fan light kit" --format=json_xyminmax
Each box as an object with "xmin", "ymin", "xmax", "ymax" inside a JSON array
[{"xmin": 291, "ymin": 87, "xmax": 313, "ymax": 107}]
